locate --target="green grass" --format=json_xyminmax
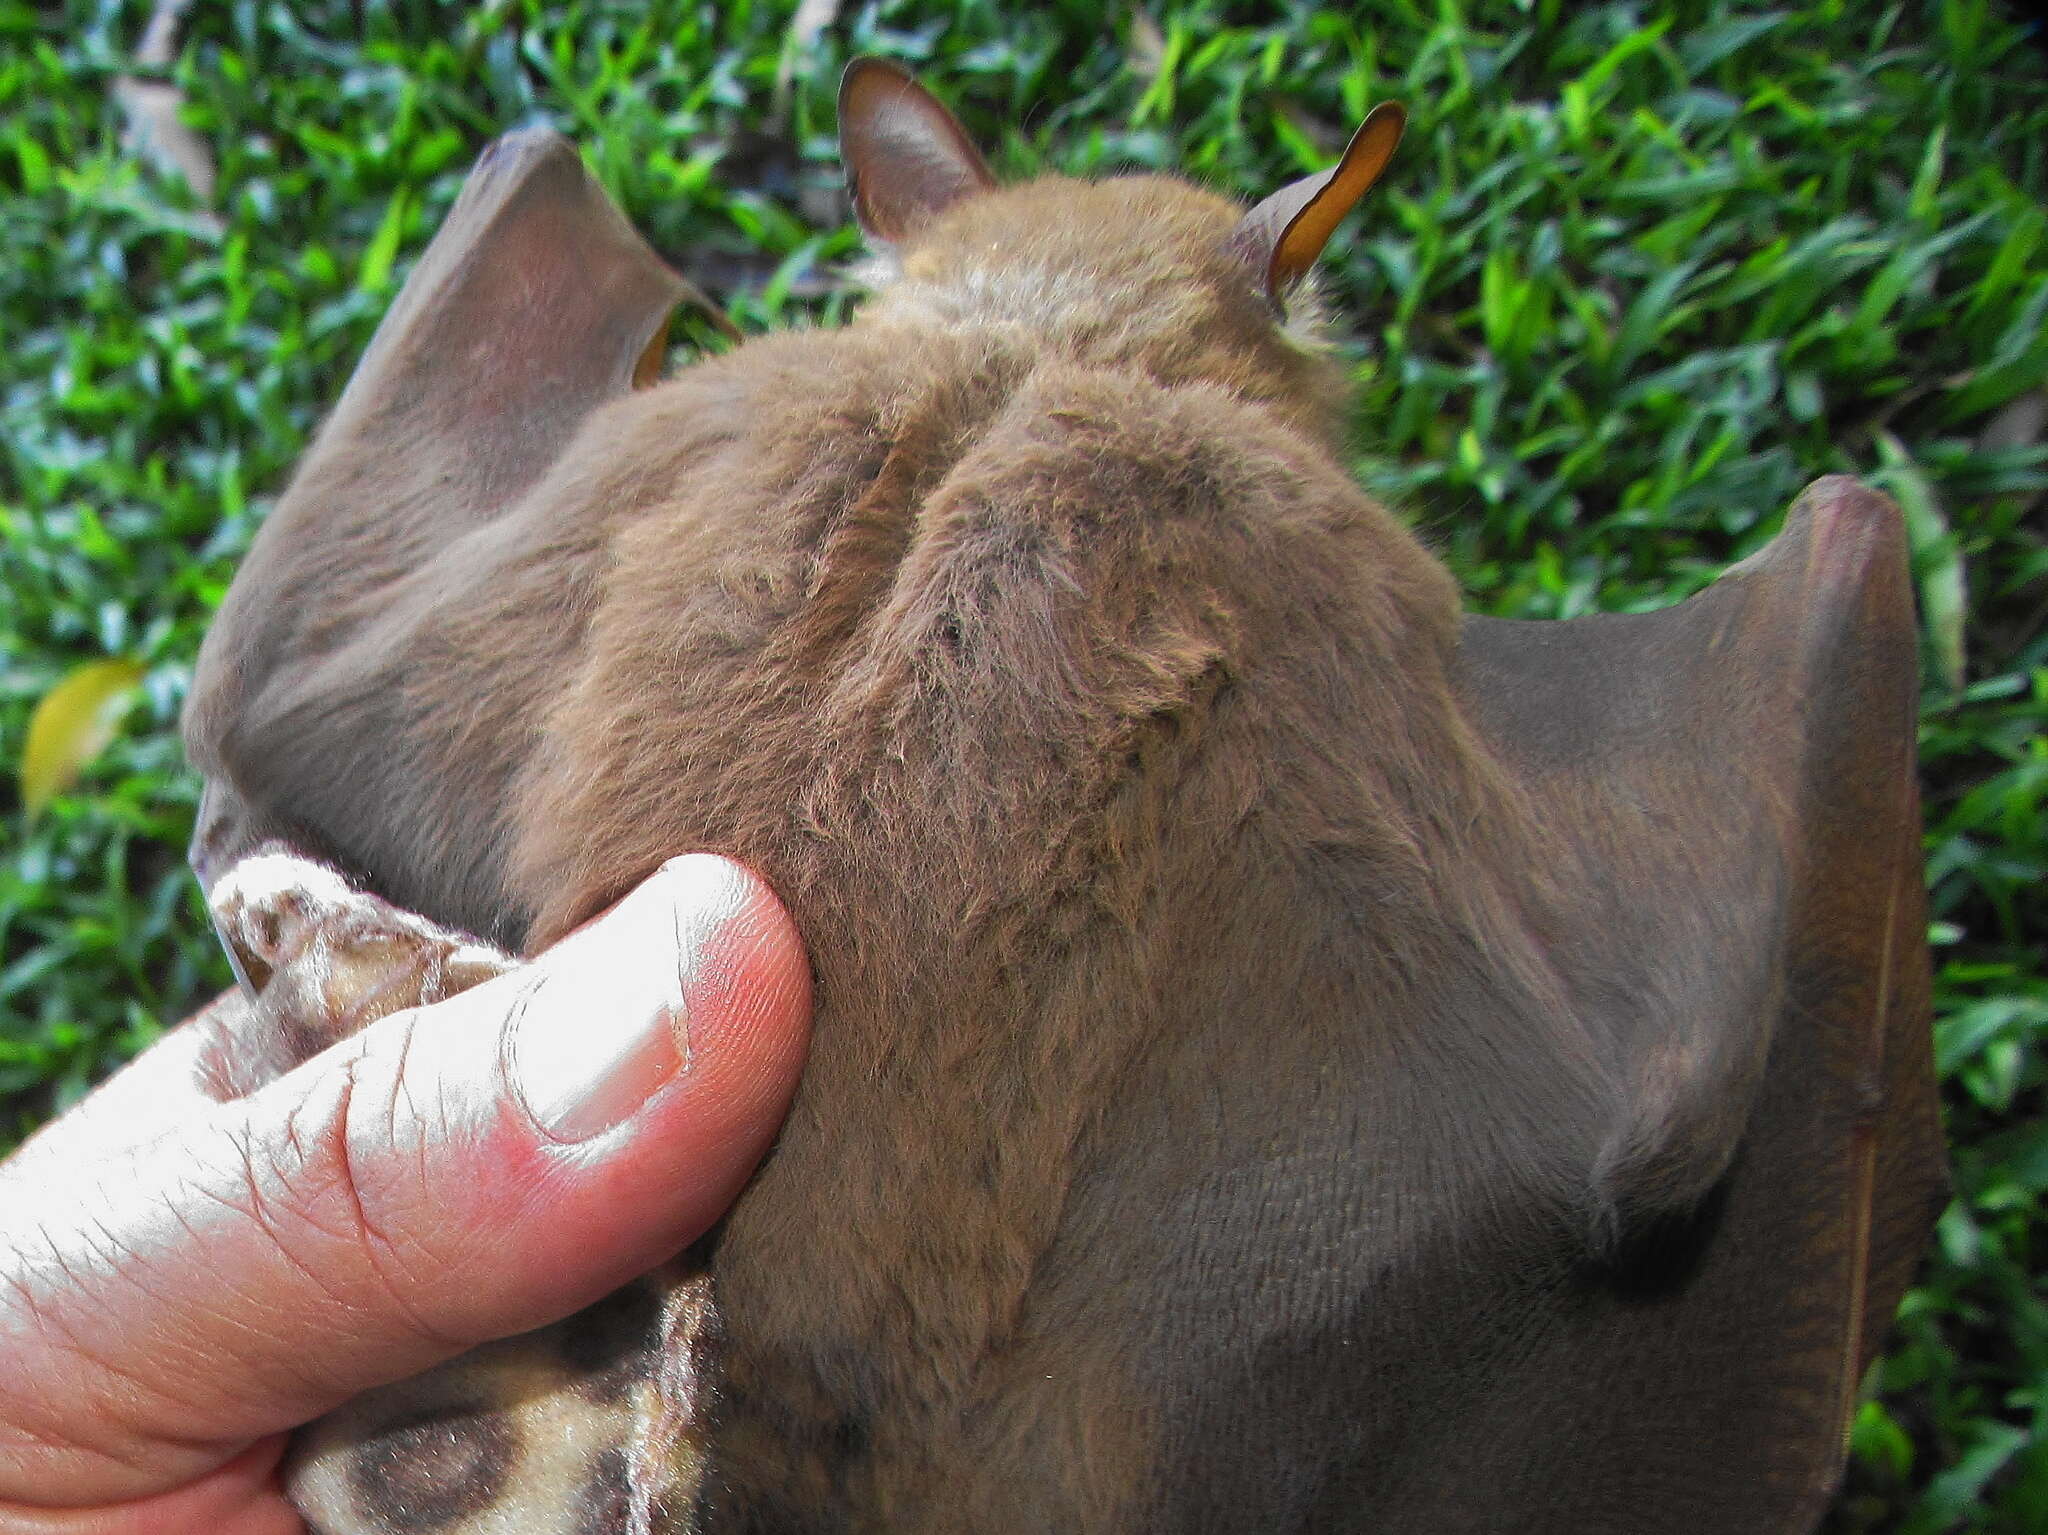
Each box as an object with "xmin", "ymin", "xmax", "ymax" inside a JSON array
[{"xmin": 3, "ymin": 1, "xmax": 2045, "ymax": 1525}]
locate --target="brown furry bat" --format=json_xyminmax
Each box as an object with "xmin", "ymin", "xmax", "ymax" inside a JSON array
[{"xmin": 183, "ymin": 59, "xmax": 1944, "ymax": 1534}]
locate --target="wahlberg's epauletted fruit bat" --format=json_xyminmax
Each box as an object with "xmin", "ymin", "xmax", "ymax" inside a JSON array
[{"xmin": 182, "ymin": 59, "xmax": 1946, "ymax": 1534}]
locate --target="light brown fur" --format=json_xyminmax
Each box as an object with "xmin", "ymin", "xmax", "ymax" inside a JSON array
[{"xmin": 185, "ymin": 66, "xmax": 1944, "ymax": 1535}]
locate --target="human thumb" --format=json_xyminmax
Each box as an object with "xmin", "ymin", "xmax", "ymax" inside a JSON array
[{"xmin": 0, "ymin": 854, "xmax": 810, "ymax": 1508}]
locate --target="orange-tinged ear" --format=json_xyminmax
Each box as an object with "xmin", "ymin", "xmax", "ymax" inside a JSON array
[
  {"xmin": 1227, "ymin": 102, "xmax": 1406, "ymax": 299},
  {"xmin": 839, "ymin": 57, "xmax": 996, "ymax": 243}
]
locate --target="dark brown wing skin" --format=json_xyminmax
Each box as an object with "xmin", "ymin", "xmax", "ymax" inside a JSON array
[
  {"xmin": 1434, "ymin": 475, "xmax": 1947, "ymax": 1529},
  {"xmin": 183, "ymin": 131, "xmax": 688, "ymax": 941},
  {"xmin": 1058, "ymin": 474, "xmax": 1945, "ymax": 1534}
]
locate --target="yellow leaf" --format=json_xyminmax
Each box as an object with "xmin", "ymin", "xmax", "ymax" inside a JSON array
[{"xmin": 20, "ymin": 659, "xmax": 147, "ymax": 816}]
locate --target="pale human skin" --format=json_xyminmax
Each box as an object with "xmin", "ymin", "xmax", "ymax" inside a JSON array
[{"xmin": 0, "ymin": 855, "xmax": 811, "ymax": 1535}]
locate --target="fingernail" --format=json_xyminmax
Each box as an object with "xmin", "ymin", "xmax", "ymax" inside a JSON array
[{"xmin": 509, "ymin": 862, "xmax": 730, "ymax": 1141}]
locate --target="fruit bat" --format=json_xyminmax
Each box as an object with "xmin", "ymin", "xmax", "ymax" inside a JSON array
[{"xmin": 181, "ymin": 59, "xmax": 1947, "ymax": 1534}]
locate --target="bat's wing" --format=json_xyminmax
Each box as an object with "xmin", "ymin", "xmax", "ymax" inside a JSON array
[
  {"xmin": 318, "ymin": 128, "xmax": 702, "ymax": 525},
  {"xmin": 185, "ymin": 132, "xmax": 697, "ymax": 937},
  {"xmin": 1451, "ymin": 475, "xmax": 1946, "ymax": 1527}
]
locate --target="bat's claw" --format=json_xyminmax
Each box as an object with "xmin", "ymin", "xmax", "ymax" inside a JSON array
[{"xmin": 200, "ymin": 849, "xmax": 517, "ymax": 1098}]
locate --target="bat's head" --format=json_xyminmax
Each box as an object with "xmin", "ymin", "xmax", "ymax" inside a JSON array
[{"xmin": 839, "ymin": 59, "xmax": 1405, "ymax": 442}]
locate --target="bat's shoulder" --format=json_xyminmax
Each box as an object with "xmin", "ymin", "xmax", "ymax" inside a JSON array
[
  {"xmin": 902, "ymin": 357, "xmax": 1466, "ymax": 666},
  {"xmin": 963, "ymin": 362, "xmax": 1355, "ymax": 509}
]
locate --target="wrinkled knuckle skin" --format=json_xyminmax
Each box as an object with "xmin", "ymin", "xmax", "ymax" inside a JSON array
[{"xmin": 233, "ymin": 1012, "xmax": 469, "ymax": 1359}]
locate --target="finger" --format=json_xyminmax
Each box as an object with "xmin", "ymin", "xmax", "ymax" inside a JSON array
[
  {"xmin": 3, "ymin": 997, "xmax": 236, "ymax": 1178},
  {"xmin": 0, "ymin": 854, "xmax": 809, "ymax": 1508},
  {"xmin": 0, "ymin": 1439, "xmax": 297, "ymax": 1535}
]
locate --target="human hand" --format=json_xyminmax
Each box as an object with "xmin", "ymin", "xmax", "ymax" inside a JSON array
[{"xmin": 0, "ymin": 855, "xmax": 810, "ymax": 1534}]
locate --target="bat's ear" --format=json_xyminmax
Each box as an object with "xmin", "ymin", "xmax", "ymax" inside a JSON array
[
  {"xmin": 839, "ymin": 57, "xmax": 997, "ymax": 244},
  {"xmin": 1227, "ymin": 102, "xmax": 1405, "ymax": 301}
]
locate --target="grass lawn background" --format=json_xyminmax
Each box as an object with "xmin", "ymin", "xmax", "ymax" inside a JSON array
[{"xmin": 2, "ymin": 1, "xmax": 2043, "ymax": 1526}]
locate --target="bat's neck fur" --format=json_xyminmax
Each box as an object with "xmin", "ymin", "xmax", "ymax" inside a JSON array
[{"xmin": 852, "ymin": 175, "xmax": 1351, "ymax": 450}]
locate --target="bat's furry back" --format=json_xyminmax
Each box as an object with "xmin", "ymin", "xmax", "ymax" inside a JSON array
[
  {"xmin": 447, "ymin": 181, "xmax": 1614, "ymax": 1532},
  {"xmin": 186, "ymin": 67, "xmax": 1943, "ymax": 1534}
]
